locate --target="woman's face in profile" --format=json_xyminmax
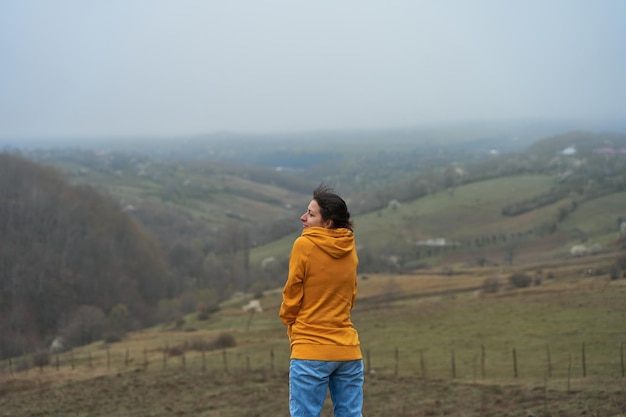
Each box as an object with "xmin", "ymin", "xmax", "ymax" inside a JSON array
[{"xmin": 300, "ymin": 199, "xmax": 329, "ymax": 229}]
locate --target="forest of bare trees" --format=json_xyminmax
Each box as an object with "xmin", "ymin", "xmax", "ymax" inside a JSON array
[{"xmin": 0, "ymin": 155, "xmax": 166, "ymax": 359}]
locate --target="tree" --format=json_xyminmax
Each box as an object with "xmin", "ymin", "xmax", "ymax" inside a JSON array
[
  {"xmin": 60, "ymin": 305, "xmax": 106, "ymax": 347},
  {"xmin": 108, "ymin": 303, "xmax": 131, "ymax": 336}
]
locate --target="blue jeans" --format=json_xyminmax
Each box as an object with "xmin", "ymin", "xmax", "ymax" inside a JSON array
[{"xmin": 289, "ymin": 359, "xmax": 363, "ymax": 417}]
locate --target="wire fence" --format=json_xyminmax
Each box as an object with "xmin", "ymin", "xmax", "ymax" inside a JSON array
[
  {"xmin": 364, "ymin": 342, "xmax": 626, "ymax": 386},
  {"xmin": 2, "ymin": 340, "xmax": 624, "ymax": 385},
  {"xmin": 2, "ymin": 342, "xmax": 625, "ymax": 417}
]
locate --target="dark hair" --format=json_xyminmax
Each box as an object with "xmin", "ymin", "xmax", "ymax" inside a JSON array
[{"xmin": 313, "ymin": 184, "xmax": 353, "ymax": 231}]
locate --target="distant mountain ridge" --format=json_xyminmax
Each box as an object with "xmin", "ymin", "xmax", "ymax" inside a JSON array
[{"xmin": 7, "ymin": 117, "xmax": 624, "ymax": 162}]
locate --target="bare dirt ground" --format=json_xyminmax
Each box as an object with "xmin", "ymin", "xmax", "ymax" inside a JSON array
[{"xmin": 1, "ymin": 368, "xmax": 625, "ymax": 417}]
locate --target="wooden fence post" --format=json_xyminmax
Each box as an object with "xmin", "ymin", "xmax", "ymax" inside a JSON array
[
  {"xmin": 222, "ymin": 350, "xmax": 228, "ymax": 374},
  {"xmin": 567, "ymin": 354, "xmax": 572, "ymax": 393},
  {"xmin": 619, "ymin": 342, "xmax": 624, "ymax": 378},
  {"xmin": 202, "ymin": 348, "xmax": 206, "ymax": 373},
  {"xmin": 106, "ymin": 347, "xmax": 110, "ymax": 370},
  {"xmin": 143, "ymin": 347, "xmax": 148, "ymax": 369},
  {"xmin": 37, "ymin": 353, "xmax": 43, "ymax": 372},
  {"xmin": 419, "ymin": 350, "xmax": 426, "ymax": 377},
  {"xmin": 270, "ymin": 348, "xmax": 275, "ymax": 375},
  {"xmin": 125, "ymin": 348, "xmax": 129, "ymax": 368},
  {"xmin": 543, "ymin": 373, "xmax": 548, "ymax": 415},
  {"xmin": 394, "ymin": 347, "xmax": 399, "ymax": 378},
  {"xmin": 481, "ymin": 345, "xmax": 485, "ymax": 379},
  {"xmin": 581, "ymin": 343, "xmax": 586, "ymax": 377},
  {"xmin": 163, "ymin": 345, "xmax": 168, "ymax": 370},
  {"xmin": 473, "ymin": 354, "xmax": 477, "ymax": 382},
  {"xmin": 512, "ymin": 348, "xmax": 518, "ymax": 378},
  {"xmin": 546, "ymin": 344, "xmax": 552, "ymax": 378},
  {"xmin": 451, "ymin": 349, "xmax": 456, "ymax": 379}
]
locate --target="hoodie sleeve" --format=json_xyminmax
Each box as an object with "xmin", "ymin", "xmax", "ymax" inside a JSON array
[
  {"xmin": 351, "ymin": 251, "xmax": 359, "ymax": 307},
  {"xmin": 279, "ymin": 237, "xmax": 309, "ymax": 330}
]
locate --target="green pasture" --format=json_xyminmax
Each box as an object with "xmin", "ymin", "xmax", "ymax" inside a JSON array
[
  {"xmin": 165, "ymin": 272, "xmax": 626, "ymax": 395},
  {"xmin": 355, "ymin": 174, "xmax": 556, "ymax": 241},
  {"xmin": 559, "ymin": 190, "xmax": 626, "ymax": 246},
  {"xmin": 250, "ymin": 174, "xmax": 562, "ymax": 265},
  {"xmin": 132, "ymin": 272, "xmax": 626, "ymax": 392},
  {"xmin": 250, "ymin": 174, "xmax": 625, "ymax": 272},
  {"xmin": 354, "ymin": 285, "xmax": 626, "ymax": 385}
]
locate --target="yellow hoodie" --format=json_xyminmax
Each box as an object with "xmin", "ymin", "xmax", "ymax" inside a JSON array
[{"xmin": 279, "ymin": 227, "xmax": 362, "ymax": 361}]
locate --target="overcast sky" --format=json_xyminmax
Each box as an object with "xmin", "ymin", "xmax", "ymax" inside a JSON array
[{"xmin": 1, "ymin": 1, "xmax": 625, "ymax": 140}]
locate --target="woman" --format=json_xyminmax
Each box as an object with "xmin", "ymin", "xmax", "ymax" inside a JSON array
[{"xmin": 279, "ymin": 184, "xmax": 363, "ymax": 417}]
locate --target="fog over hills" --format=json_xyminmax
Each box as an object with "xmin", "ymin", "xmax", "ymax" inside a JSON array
[
  {"xmin": 2, "ymin": 1, "xmax": 625, "ymax": 140},
  {"xmin": 5, "ymin": 118, "xmax": 626, "ymax": 164}
]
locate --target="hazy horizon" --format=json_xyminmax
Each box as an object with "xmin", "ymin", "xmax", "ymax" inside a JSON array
[{"xmin": 2, "ymin": 1, "xmax": 625, "ymax": 141}]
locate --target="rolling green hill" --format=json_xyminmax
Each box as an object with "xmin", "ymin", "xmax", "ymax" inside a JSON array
[
  {"xmin": 16, "ymin": 129, "xmax": 626, "ymax": 279},
  {"xmin": 251, "ymin": 174, "xmax": 625, "ymax": 271}
]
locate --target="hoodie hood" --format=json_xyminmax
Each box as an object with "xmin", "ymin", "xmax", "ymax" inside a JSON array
[{"xmin": 302, "ymin": 227, "xmax": 355, "ymax": 259}]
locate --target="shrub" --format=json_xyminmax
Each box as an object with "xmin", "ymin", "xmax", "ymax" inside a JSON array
[
  {"xmin": 32, "ymin": 350, "xmax": 50, "ymax": 368},
  {"xmin": 166, "ymin": 344, "xmax": 186, "ymax": 357},
  {"xmin": 107, "ymin": 304, "xmax": 130, "ymax": 336},
  {"xmin": 248, "ymin": 282, "xmax": 265, "ymax": 300},
  {"xmin": 194, "ymin": 289, "xmax": 219, "ymax": 313},
  {"xmin": 210, "ymin": 332, "xmax": 237, "ymax": 350},
  {"xmin": 609, "ymin": 263, "xmax": 622, "ymax": 280},
  {"xmin": 196, "ymin": 295, "xmax": 220, "ymax": 322},
  {"xmin": 166, "ymin": 334, "xmax": 237, "ymax": 356},
  {"xmin": 196, "ymin": 309, "xmax": 209, "ymax": 321},
  {"xmin": 179, "ymin": 292, "xmax": 197, "ymax": 315},
  {"xmin": 482, "ymin": 276, "xmax": 501, "ymax": 293},
  {"xmin": 189, "ymin": 337, "xmax": 211, "ymax": 351},
  {"xmin": 157, "ymin": 298, "xmax": 180, "ymax": 323},
  {"xmin": 103, "ymin": 331, "xmax": 123, "ymax": 344},
  {"xmin": 15, "ymin": 359, "xmax": 31, "ymax": 372},
  {"xmin": 509, "ymin": 272, "xmax": 532, "ymax": 288}
]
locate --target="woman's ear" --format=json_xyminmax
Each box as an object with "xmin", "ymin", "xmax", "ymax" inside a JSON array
[{"xmin": 323, "ymin": 219, "xmax": 333, "ymax": 229}]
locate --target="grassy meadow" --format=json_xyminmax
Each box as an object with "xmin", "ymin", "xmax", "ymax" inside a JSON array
[
  {"xmin": 249, "ymin": 175, "xmax": 556, "ymax": 263},
  {"xmin": 249, "ymin": 173, "xmax": 621, "ymax": 268},
  {"xmin": 2, "ymin": 252, "xmax": 625, "ymax": 416},
  {"xmin": 560, "ymin": 191, "xmax": 626, "ymax": 245}
]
